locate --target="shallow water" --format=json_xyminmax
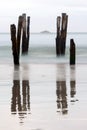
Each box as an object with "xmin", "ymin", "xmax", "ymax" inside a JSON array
[
  {"xmin": 0, "ymin": 33, "xmax": 87, "ymax": 64},
  {"xmin": 0, "ymin": 33, "xmax": 87, "ymax": 129},
  {"xmin": 0, "ymin": 63, "xmax": 87, "ymax": 130}
]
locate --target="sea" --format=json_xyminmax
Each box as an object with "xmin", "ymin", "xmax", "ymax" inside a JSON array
[
  {"xmin": 0, "ymin": 33, "xmax": 87, "ymax": 130},
  {"xmin": 0, "ymin": 32, "xmax": 87, "ymax": 64}
]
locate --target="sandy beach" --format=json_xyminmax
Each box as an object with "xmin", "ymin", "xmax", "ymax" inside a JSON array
[{"xmin": 0, "ymin": 63, "xmax": 87, "ymax": 130}]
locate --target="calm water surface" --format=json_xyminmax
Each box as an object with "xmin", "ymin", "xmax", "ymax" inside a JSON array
[
  {"xmin": 0, "ymin": 33, "xmax": 87, "ymax": 130},
  {"xmin": 0, "ymin": 64, "xmax": 87, "ymax": 130}
]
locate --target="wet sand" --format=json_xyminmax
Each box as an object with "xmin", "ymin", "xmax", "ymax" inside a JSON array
[{"xmin": 0, "ymin": 63, "xmax": 87, "ymax": 130}]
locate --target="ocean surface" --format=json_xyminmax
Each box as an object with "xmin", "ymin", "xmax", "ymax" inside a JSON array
[
  {"xmin": 0, "ymin": 33, "xmax": 87, "ymax": 130},
  {"xmin": 0, "ymin": 32, "xmax": 87, "ymax": 64}
]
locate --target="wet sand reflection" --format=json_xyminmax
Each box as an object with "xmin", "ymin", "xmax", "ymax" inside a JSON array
[
  {"xmin": 56, "ymin": 64, "xmax": 68, "ymax": 114},
  {"xmin": 11, "ymin": 66, "xmax": 30, "ymax": 123},
  {"xmin": 70, "ymin": 65, "xmax": 76, "ymax": 102},
  {"xmin": 56, "ymin": 81, "xmax": 68, "ymax": 114},
  {"xmin": 11, "ymin": 64, "xmax": 77, "ymax": 124},
  {"xmin": 56, "ymin": 64, "xmax": 77, "ymax": 114}
]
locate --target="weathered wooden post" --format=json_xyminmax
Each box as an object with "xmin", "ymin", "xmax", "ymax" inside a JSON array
[
  {"xmin": 56, "ymin": 16, "xmax": 61, "ymax": 55},
  {"xmin": 10, "ymin": 14, "xmax": 30, "ymax": 65},
  {"xmin": 56, "ymin": 13, "xmax": 68, "ymax": 56},
  {"xmin": 22, "ymin": 13, "xmax": 27, "ymax": 54},
  {"xmin": 26, "ymin": 16, "xmax": 30, "ymax": 53},
  {"xmin": 22, "ymin": 14, "xmax": 30, "ymax": 54},
  {"xmin": 61, "ymin": 13, "xmax": 68, "ymax": 55},
  {"xmin": 10, "ymin": 16, "xmax": 23, "ymax": 65},
  {"xmin": 10, "ymin": 24, "xmax": 19, "ymax": 65},
  {"xmin": 70, "ymin": 39, "xmax": 76, "ymax": 65},
  {"xmin": 17, "ymin": 15, "xmax": 23, "ymax": 59}
]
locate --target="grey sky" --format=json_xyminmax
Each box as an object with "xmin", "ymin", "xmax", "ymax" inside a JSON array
[{"xmin": 0, "ymin": 0, "xmax": 87, "ymax": 32}]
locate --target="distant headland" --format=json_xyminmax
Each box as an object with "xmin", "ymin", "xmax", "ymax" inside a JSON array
[{"xmin": 40, "ymin": 30, "xmax": 52, "ymax": 34}]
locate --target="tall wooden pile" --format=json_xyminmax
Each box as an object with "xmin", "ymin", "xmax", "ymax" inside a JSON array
[
  {"xmin": 56, "ymin": 13, "xmax": 68, "ymax": 55},
  {"xmin": 70, "ymin": 39, "xmax": 76, "ymax": 65},
  {"xmin": 10, "ymin": 13, "xmax": 30, "ymax": 65}
]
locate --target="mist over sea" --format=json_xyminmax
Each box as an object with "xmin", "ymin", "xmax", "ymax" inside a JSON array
[{"xmin": 0, "ymin": 32, "xmax": 87, "ymax": 64}]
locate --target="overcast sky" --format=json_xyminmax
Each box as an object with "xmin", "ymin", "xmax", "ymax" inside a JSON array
[{"xmin": 0, "ymin": 0, "xmax": 87, "ymax": 32}]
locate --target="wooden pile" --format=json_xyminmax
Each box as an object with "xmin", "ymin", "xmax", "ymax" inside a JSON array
[
  {"xmin": 10, "ymin": 13, "xmax": 30, "ymax": 65},
  {"xmin": 56, "ymin": 13, "xmax": 68, "ymax": 55}
]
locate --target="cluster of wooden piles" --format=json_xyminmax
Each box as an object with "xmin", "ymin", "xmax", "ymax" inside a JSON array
[
  {"xmin": 56, "ymin": 13, "xmax": 76, "ymax": 65},
  {"xmin": 10, "ymin": 13, "xmax": 76, "ymax": 66},
  {"xmin": 10, "ymin": 13, "xmax": 30, "ymax": 65}
]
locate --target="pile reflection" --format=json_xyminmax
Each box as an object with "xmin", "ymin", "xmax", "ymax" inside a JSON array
[
  {"xmin": 70, "ymin": 65, "xmax": 76, "ymax": 102},
  {"xmin": 56, "ymin": 64, "xmax": 77, "ymax": 115},
  {"xmin": 56, "ymin": 64, "xmax": 68, "ymax": 114},
  {"xmin": 11, "ymin": 66, "xmax": 30, "ymax": 123},
  {"xmin": 11, "ymin": 64, "xmax": 77, "ymax": 123},
  {"xmin": 56, "ymin": 81, "xmax": 67, "ymax": 114}
]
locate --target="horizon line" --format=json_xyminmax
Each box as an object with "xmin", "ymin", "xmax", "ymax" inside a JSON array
[{"xmin": 0, "ymin": 31, "xmax": 87, "ymax": 34}]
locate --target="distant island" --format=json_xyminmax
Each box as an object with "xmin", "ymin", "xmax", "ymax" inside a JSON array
[{"xmin": 40, "ymin": 30, "xmax": 52, "ymax": 34}]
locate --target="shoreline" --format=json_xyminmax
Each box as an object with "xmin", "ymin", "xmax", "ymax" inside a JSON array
[{"xmin": 0, "ymin": 62, "xmax": 87, "ymax": 81}]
